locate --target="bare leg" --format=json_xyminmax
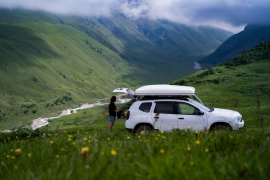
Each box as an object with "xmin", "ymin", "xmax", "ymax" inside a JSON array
[{"xmin": 108, "ymin": 122, "xmax": 114, "ymax": 131}]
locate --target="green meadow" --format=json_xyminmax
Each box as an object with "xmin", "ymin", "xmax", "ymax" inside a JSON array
[{"xmin": 0, "ymin": 106, "xmax": 269, "ymax": 179}]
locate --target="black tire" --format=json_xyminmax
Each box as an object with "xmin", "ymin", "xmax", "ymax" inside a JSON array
[
  {"xmin": 211, "ymin": 123, "xmax": 232, "ymax": 131},
  {"xmin": 136, "ymin": 125, "xmax": 152, "ymax": 134}
]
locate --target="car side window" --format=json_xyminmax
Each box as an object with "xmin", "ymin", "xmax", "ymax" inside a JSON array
[
  {"xmin": 178, "ymin": 103, "xmax": 200, "ymax": 115},
  {"xmin": 154, "ymin": 102, "xmax": 174, "ymax": 114},
  {"xmin": 139, "ymin": 102, "xmax": 152, "ymax": 112}
]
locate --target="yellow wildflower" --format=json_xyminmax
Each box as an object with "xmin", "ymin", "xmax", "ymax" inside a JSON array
[
  {"xmin": 15, "ymin": 149, "xmax": 22, "ymax": 156},
  {"xmin": 205, "ymin": 148, "xmax": 209, "ymax": 153},
  {"xmin": 107, "ymin": 137, "xmax": 110, "ymax": 141},
  {"xmin": 81, "ymin": 147, "xmax": 89, "ymax": 157},
  {"xmin": 187, "ymin": 146, "xmax": 191, "ymax": 151},
  {"xmin": 6, "ymin": 155, "xmax": 10, "ymax": 158},
  {"xmin": 50, "ymin": 140, "xmax": 54, "ymax": 145},
  {"xmin": 111, "ymin": 150, "xmax": 117, "ymax": 156},
  {"xmin": 190, "ymin": 161, "xmax": 194, "ymax": 165},
  {"xmin": 195, "ymin": 140, "xmax": 200, "ymax": 145},
  {"xmin": 56, "ymin": 155, "xmax": 59, "ymax": 158},
  {"xmin": 28, "ymin": 153, "xmax": 32, "ymax": 157},
  {"xmin": 127, "ymin": 136, "xmax": 131, "ymax": 139},
  {"xmin": 160, "ymin": 149, "xmax": 165, "ymax": 154},
  {"xmin": 84, "ymin": 137, "xmax": 88, "ymax": 141}
]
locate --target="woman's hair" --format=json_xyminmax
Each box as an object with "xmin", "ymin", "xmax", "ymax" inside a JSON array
[{"xmin": 110, "ymin": 96, "xmax": 116, "ymax": 102}]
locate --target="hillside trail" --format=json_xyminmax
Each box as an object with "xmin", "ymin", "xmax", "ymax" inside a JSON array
[{"xmin": 30, "ymin": 95, "xmax": 130, "ymax": 130}]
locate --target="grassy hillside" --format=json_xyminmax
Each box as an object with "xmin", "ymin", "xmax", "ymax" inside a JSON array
[
  {"xmin": 0, "ymin": 10, "xmax": 135, "ymax": 130},
  {"xmin": 171, "ymin": 41, "xmax": 270, "ymax": 128}
]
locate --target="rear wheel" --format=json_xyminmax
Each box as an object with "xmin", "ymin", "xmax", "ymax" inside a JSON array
[{"xmin": 136, "ymin": 125, "xmax": 152, "ymax": 134}]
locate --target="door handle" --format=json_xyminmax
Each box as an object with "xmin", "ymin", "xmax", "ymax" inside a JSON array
[
  {"xmin": 154, "ymin": 117, "xmax": 159, "ymax": 119},
  {"xmin": 178, "ymin": 118, "xmax": 184, "ymax": 120}
]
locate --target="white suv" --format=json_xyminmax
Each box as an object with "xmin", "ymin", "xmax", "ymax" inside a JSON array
[{"xmin": 122, "ymin": 85, "xmax": 244, "ymax": 133}]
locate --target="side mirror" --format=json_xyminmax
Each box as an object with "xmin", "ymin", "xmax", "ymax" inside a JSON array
[{"xmin": 198, "ymin": 111, "xmax": 204, "ymax": 115}]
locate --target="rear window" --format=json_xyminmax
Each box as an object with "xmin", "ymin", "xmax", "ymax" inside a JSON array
[
  {"xmin": 139, "ymin": 102, "xmax": 152, "ymax": 112},
  {"xmin": 154, "ymin": 102, "xmax": 174, "ymax": 114}
]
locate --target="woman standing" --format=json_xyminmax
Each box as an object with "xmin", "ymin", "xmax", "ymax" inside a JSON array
[{"xmin": 108, "ymin": 96, "xmax": 118, "ymax": 131}]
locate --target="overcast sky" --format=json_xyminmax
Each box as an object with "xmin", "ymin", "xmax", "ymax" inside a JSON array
[{"xmin": 0, "ymin": 0, "xmax": 270, "ymax": 33}]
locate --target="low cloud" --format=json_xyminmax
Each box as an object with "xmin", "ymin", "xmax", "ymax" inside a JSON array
[{"xmin": 1, "ymin": 0, "xmax": 270, "ymax": 33}]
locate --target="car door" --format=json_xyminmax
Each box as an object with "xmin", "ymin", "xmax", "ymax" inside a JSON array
[
  {"xmin": 150, "ymin": 101, "xmax": 178, "ymax": 131},
  {"xmin": 176, "ymin": 102, "xmax": 205, "ymax": 130}
]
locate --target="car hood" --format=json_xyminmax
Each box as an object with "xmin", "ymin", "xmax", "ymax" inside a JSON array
[{"xmin": 212, "ymin": 108, "xmax": 241, "ymax": 118}]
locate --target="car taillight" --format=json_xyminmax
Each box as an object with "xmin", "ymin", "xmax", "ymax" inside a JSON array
[{"xmin": 126, "ymin": 111, "xmax": 130, "ymax": 120}]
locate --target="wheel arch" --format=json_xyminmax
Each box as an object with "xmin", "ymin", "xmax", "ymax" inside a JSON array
[
  {"xmin": 133, "ymin": 123, "xmax": 154, "ymax": 134},
  {"xmin": 209, "ymin": 122, "xmax": 232, "ymax": 131}
]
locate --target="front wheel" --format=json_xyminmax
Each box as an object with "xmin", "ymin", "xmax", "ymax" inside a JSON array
[
  {"xmin": 136, "ymin": 125, "xmax": 152, "ymax": 134},
  {"xmin": 211, "ymin": 124, "xmax": 232, "ymax": 131}
]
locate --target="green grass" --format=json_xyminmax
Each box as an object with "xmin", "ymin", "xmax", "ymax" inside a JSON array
[{"xmin": 0, "ymin": 116, "xmax": 269, "ymax": 179}]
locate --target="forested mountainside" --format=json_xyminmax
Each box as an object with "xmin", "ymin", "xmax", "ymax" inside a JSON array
[{"xmin": 200, "ymin": 24, "xmax": 270, "ymax": 67}]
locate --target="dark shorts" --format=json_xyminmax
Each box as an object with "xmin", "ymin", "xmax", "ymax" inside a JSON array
[{"xmin": 108, "ymin": 116, "xmax": 116, "ymax": 122}]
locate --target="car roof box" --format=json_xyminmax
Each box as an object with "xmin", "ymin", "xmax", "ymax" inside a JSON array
[{"xmin": 134, "ymin": 84, "xmax": 195, "ymax": 96}]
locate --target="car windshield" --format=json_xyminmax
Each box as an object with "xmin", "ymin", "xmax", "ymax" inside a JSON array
[{"xmin": 189, "ymin": 99, "xmax": 212, "ymax": 112}]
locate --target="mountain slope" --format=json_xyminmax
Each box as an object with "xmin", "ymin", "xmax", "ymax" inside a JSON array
[
  {"xmin": 0, "ymin": 10, "xmax": 135, "ymax": 129},
  {"xmin": 0, "ymin": 8, "xmax": 232, "ymax": 130},
  {"xmin": 200, "ymin": 24, "xmax": 270, "ymax": 67},
  {"xmin": 171, "ymin": 41, "xmax": 270, "ymax": 128}
]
